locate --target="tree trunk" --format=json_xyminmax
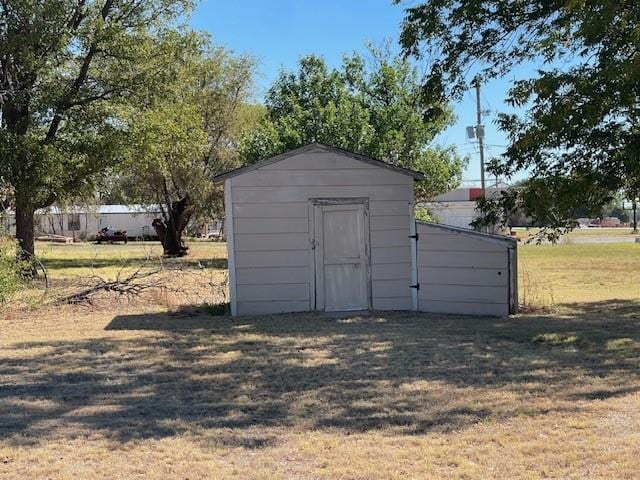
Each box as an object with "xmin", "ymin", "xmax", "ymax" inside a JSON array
[
  {"xmin": 162, "ymin": 220, "xmax": 185, "ymax": 256},
  {"xmin": 152, "ymin": 196, "xmax": 192, "ymax": 257},
  {"xmin": 15, "ymin": 193, "xmax": 35, "ymax": 259},
  {"xmin": 14, "ymin": 192, "xmax": 39, "ymax": 276}
]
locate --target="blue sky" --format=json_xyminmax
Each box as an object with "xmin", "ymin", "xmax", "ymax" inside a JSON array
[{"xmin": 190, "ymin": 0, "xmax": 526, "ymax": 184}]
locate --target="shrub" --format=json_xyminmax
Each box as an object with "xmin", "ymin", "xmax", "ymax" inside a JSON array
[
  {"xmin": 0, "ymin": 239, "xmax": 26, "ymax": 304},
  {"xmin": 201, "ymin": 302, "xmax": 230, "ymax": 316},
  {"xmin": 415, "ymin": 207, "xmax": 441, "ymax": 223}
]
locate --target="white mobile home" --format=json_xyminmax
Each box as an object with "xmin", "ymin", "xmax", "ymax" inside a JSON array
[
  {"xmin": 2, "ymin": 205, "xmax": 161, "ymax": 240},
  {"xmin": 215, "ymin": 143, "xmax": 517, "ymax": 317}
]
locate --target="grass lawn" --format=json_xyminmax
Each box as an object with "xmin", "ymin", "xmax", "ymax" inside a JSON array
[
  {"xmin": 36, "ymin": 240, "xmax": 227, "ymax": 279},
  {"xmin": 519, "ymin": 242, "xmax": 640, "ymax": 306},
  {"xmin": 512, "ymin": 226, "xmax": 638, "ymax": 240},
  {"xmin": 1, "ymin": 239, "xmax": 639, "ymax": 479}
]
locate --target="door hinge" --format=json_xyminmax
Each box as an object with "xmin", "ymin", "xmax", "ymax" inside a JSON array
[
  {"xmin": 409, "ymin": 233, "xmax": 419, "ymax": 240},
  {"xmin": 410, "ymin": 283, "xmax": 420, "ymax": 290}
]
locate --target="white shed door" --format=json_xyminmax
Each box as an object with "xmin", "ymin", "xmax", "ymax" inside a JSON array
[{"xmin": 313, "ymin": 203, "xmax": 369, "ymax": 312}]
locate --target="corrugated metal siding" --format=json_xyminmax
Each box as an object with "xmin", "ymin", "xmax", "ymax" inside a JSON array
[
  {"xmin": 416, "ymin": 222, "xmax": 516, "ymax": 317},
  {"xmin": 230, "ymin": 148, "xmax": 413, "ymax": 315}
]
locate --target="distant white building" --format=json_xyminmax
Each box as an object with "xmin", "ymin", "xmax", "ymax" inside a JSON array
[
  {"xmin": 422, "ymin": 187, "xmax": 504, "ymax": 229},
  {"xmin": 1, "ymin": 205, "xmax": 161, "ymax": 240}
]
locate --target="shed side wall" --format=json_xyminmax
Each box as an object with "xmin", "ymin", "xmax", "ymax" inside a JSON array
[
  {"xmin": 230, "ymin": 149, "xmax": 413, "ymax": 315},
  {"xmin": 416, "ymin": 223, "xmax": 513, "ymax": 316}
]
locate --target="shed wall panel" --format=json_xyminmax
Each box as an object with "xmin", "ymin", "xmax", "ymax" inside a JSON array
[
  {"xmin": 237, "ymin": 301, "xmax": 310, "ymax": 316},
  {"xmin": 373, "ymin": 296, "xmax": 412, "ymax": 310},
  {"xmin": 371, "ymin": 246, "xmax": 412, "ymax": 264},
  {"xmin": 419, "ymin": 267, "xmax": 508, "ymax": 287},
  {"xmin": 232, "ymin": 169, "xmax": 410, "ymax": 186},
  {"xmin": 233, "ymin": 202, "xmax": 308, "ymax": 218},
  {"xmin": 234, "ymin": 233, "xmax": 309, "ymax": 252},
  {"xmin": 418, "ymin": 233, "xmax": 506, "ymax": 253},
  {"xmin": 236, "ymin": 283, "xmax": 309, "ymax": 302},
  {"xmin": 231, "ymin": 185, "xmax": 411, "ymax": 203},
  {"xmin": 420, "ymin": 300, "xmax": 509, "ymax": 317},
  {"xmin": 420, "ymin": 284, "xmax": 507, "ymax": 304},
  {"xmin": 372, "ymin": 263, "xmax": 411, "ymax": 281},
  {"xmin": 372, "ymin": 279, "xmax": 411, "ymax": 298},
  {"xmin": 233, "ymin": 217, "xmax": 308, "ymax": 234},
  {"xmin": 415, "ymin": 222, "xmax": 515, "ymax": 317},
  {"xmin": 371, "ymin": 215, "xmax": 411, "ymax": 231},
  {"xmin": 418, "ymin": 251, "xmax": 508, "ymax": 269},
  {"xmin": 261, "ymin": 151, "xmax": 377, "ymax": 171},
  {"xmin": 236, "ymin": 266, "xmax": 309, "ymax": 285},
  {"xmin": 371, "ymin": 229, "xmax": 411, "ymax": 248},
  {"xmin": 370, "ymin": 201, "xmax": 412, "ymax": 215},
  {"xmin": 234, "ymin": 250, "xmax": 309, "ymax": 268},
  {"xmin": 227, "ymin": 150, "xmax": 414, "ymax": 315}
]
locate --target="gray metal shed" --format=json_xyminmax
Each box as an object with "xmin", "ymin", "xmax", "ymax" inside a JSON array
[
  {"xmin": 214, "ymin": 143, "xmax": 517, "ymax": 317},
  {"xmin": 416, "ymin": 222, "xmax": 518, "ymax": 316}
]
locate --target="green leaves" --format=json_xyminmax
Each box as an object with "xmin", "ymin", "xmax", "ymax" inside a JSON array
[
  {"xmin": 398, "ymin": 0, "xmax": 640, "ymax": 228},
  {"xmin": 241, "ymin": 47, "xmax": 467, "ymax": 200},
  {"xmin": 117, "ymin": 42, "xmax": 255, "ymax": 224},
  {"xmin": 0, "ymin": 0, "xmax": 197, "ymax": 209}
]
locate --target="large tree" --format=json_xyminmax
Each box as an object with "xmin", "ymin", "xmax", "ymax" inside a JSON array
[
  {"xmin": 119, "ymin": 44, "xmax": 255, "ymax": 256},
  {"xmin": 241, "ymin": 46, "xmax": 467, "ymax": 201},
  {"xmin": 0, "ymin": 0, "xmax": 194, "ymax": 258},
  {"xmin": 398, "ymin": 0, "xmax": 640, "ymax": 232}
]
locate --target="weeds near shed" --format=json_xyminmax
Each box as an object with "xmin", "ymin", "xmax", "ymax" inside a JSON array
[{"xmin": 518, "ymin": 267, "xmax": 556, "ymax": 313}]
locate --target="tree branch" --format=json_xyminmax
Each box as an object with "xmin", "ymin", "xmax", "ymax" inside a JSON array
[{"xmin": 44, "ymin": 0, "xmax": 115, "ymax": 143}]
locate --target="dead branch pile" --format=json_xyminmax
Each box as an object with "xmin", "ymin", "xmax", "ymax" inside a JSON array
[
  {"xmin": 56, "ymin": 253, "xmax": 229, "ymax": 307},
  {"xmin": 61, "ymin": 266, "xmax": 165, "ymax": 304}
]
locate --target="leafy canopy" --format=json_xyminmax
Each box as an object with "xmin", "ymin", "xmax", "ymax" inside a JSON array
[
  {"xmin": 398, "ymin": 0, "xmax": 640, "ymax": 231},
  {"xmin": 117, "ymin": 39, "xmax": 256, "ymax": 232},
  {"xmin": 241, "ymin": 46, "xmax": 467, "ymax": 200},
  {"xmin": 0, "ymin": 0, "xmax": 195, "ymax": 253}
]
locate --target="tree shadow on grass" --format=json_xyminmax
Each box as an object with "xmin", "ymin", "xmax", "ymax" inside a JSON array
[{"xmin": 1, "ymin": 299, "xmax": 639, "ymax": 446}]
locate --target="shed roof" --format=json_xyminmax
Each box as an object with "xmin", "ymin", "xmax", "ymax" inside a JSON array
[
  {"xmin": 213, "ymin": 143, "xmax": 425, "ymax": 183},
  {"xmin": 417, "ymin": 221, "xmax": 518, "ymax": 247}
]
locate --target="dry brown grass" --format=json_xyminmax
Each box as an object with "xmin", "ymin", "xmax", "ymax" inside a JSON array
[
  {"xmin": 1, "ymin": 241, "xmax": 639, "ymax": 479},
  {"xmin": 518, "ymin": 242, "xmax": 640, "ymax": 306}
]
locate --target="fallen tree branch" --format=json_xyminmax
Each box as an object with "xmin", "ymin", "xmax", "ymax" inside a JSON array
[{"xmin": 61, "ymin": 267, "xmax": 164, "ymax": 304}]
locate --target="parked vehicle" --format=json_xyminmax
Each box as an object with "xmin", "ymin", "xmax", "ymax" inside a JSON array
[{"xmin": 96, "ymin": 227, "xmax": 128, "ymax": 244}]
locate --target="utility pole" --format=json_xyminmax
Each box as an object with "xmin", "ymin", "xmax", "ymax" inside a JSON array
[{"xmin": 474, "ymin": 79, "xmax": 486, "ymax": 198}]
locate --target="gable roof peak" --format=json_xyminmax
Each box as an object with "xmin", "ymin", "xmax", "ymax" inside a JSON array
[{"xmin": 213, "ymin": 142, "xmax": 425, "ymax": 183}]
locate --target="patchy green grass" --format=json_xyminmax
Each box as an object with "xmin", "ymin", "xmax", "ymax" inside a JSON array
[{"xmin": 0, "ymin": 240, "xmax": 638, "ymax": 479}]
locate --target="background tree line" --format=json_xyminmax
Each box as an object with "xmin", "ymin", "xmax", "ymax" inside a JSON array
[
  {"xmin": 1, "ymin": 1, "xmax": 465, "ymax": 260},
  {"xmin": 5, "ymin": 0, "xmax": 634, "ymax": 260}
]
